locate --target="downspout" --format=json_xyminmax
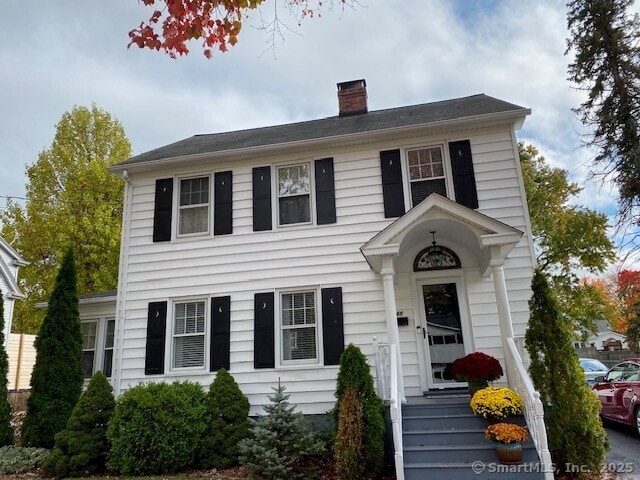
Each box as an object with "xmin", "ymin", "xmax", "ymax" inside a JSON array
[{"xmin": 113, "ymin": 170, "xmax": 133, "ymax": 396}]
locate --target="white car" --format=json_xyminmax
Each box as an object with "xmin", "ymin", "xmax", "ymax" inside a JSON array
[{"xmin": 579, "ymin": 358, "xmax": 609, "ymax": 385}]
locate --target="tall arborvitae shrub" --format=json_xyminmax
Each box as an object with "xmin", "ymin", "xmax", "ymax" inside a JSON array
[
  {"xmin": 334, "ymin": 344, "xmax": 385, "ymax": 477},
  {"xmin": 42, "ymin": 371, "xmax": 115, "ymax": 477},
  {"xmin": 0, "ymin": 292, "xmax": 13, "ymax": 445},
  {"xmin": 525, "ymin": 269, "xmax": 608, "ymax": 477},
  {"xmin": 335, "ymin": 385, "xmax": 363, "ymax": 480},
  {"xmin": 22, "ymin": 248, "xmax": 83, "ymax": 448},
  {"xmin": 200, "ymin": 368, "xmax": 250, "ymax": 468},
  {"xmin": 238, "ymin": 382, "xmax": 323, "ymax": 480}
]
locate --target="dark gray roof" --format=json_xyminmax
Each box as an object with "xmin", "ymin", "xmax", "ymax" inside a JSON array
[
  {"xmin": 118, "ymin": 94, "xmax": 527, "ymax": 166},
  {"xmin": 78, "ymin": 290, "xmax": 117, "ymax": 301}
]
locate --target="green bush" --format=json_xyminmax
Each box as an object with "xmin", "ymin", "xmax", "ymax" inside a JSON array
[
  {"xmin": 22, "ymin": 248, "xmax": 84, "ymax": 448},
  {"xmin": 239, "ymin": 382, "xmax": 323, "ymax": 480},
  {"xmin": 299, "ymin": 413, "xmax": 335, "ymax": 451},
  {"xmin": 334, "ymin": 344, "xmax": 385, "ymax": 477},
  {"xmin": 0, "ymin": 446, "xmax": 49, "ymax": 474},
  {"xmin": 525, "ymin": 269, "xmax": 608, "ymax": 477},
  {"xmin": 42, "ymin": 371, "xmax": 115, "ymax": 477},
  {"xmin": 200, "ymin": 368, "xmax": 250, "ymax": 468},
  {"xmin": 107, "ymin": 381, "xmax": 206, "ymax": 475}
]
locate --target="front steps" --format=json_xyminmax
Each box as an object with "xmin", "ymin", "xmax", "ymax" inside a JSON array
[{"xmin": 402, "ymin": 396, "xmax": 546, "ymax": 480}]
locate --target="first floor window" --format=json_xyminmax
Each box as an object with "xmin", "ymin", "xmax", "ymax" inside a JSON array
[
  {"xmin": 281, "ymin": 291, "xmax": 317, "ymax": 362},
  {"xmin": 278, "ymin": 164, "xmax": 311, "ymax": 225},
  {"xmin": 81, "ymin": 321, "xmax": 98, "ymax": 378},
  {"xmin": 103, "ymin": 318, "xmax": 115, "ymax": 377},
  {"xmin": 173, "ymin": 301, "xmax": 206, "ymax": 369},
  {"xmin": 407, "ymin": 146, "xmax": 447, "ymax": 206},
  {"xmin": 179, "ymin": 176, "xmax": 209, "ymax": 235}
]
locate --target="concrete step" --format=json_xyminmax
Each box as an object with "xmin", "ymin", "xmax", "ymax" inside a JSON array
[
  {"xmin": 403, "ymin": 442, "xmax": 540, "ymax": 464},
  {"xmin": 404, "ymin": 461, "xmax": 547, "ymax": 480}
]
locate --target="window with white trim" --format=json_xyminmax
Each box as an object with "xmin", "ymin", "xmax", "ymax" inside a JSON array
[
  {"xmin": 173, "ymin": 300, "xmax": 206, "ymax": 369},
  {"xmin": 281, "ymin": 291, "xmax": 318, "ymax": 363},
  {"xmin": 81, "ymin": 321, "xmax": 98, "ymax": 379},
  {"xmin": 407, "ymin": 146, "xmax": 447, "ymax": 206},
  {"xmin": 277, "ymin": 164, "xmax": 311, "ymax": 225},
  {"xmin": 103, "ymin": 318, "xmax": 115, "ymax": 377},
  {"xmin": 179, "ymin": 176, "xmax": 210, "ymax": 235}
]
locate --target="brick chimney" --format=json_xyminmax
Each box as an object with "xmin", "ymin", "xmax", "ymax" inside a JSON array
[{"xmin": 337, "ymin": 79, "xmax": 368, "ymax": 117}]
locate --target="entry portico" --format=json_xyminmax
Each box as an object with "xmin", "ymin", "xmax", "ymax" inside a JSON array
[{"xmin": 361, "ymin": 193, "xmax": 524, "ymax": 395}]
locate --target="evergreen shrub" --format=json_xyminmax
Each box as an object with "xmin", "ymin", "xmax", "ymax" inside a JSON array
[
  {"xmin": 22, "ymin": 248, "xmax": 84, "ymax": 448},
  {"xmin": 107, "ymin": 381, "xmax": 206, "ymax": 475},
  {"xmin": 334, "ymin": 344, "xmax": 385, "ymax": 477},
  {"xmin": 239, "ymin": 382, "xmax": 323, "ymax": 480},
  {"xmin": 0, "ymin": 446, "xmax": 49, "ymax": 474},
  {"xmin": 525, "ymin": 269, "xmax": 608, "ymax": 477},
  {"xmin": 42, "ymin": 371, "xmax": 115, "ymax": 477},
  {"xmin": 200, "ymin": 368, "xmax": 250, "ymax": 469},
  {"xmin": 335, "ymin": 385, "xmax": 363, "ymax": 480}
]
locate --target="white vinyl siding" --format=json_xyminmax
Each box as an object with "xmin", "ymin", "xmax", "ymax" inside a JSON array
[
  {"xmin": 407, "ymin": 146, "xmax": 447, "ymax": 206},
  {"xmin": 281, "ymin": 291, "xmax": 317, "ymax": 363},
  {"xmin": 172, "ymin": 300, "xmax": 206, "ymax": 369},
  {"xmin": 277, "ymin": 164, "xmax": 311, "ymax": 225},
  {"xmin": 118, "ymin": 124, "xmax": 535, "ymax": 413},
  {"xmin": 179, "ymin": 177, "xmax": 209, "ymax": 235},
  {"xmin": 81, "ymin": 321, "xmax": 98, "ymax": 378}
]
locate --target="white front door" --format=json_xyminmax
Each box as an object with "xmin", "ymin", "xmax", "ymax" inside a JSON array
[{"xmin": 417, "ymin": 277, "xmax": 473, "ymax": 390}]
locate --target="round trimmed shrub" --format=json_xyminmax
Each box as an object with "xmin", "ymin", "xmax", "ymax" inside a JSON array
[{"xmin": 107, "ymin": 381, "xmax": 206, "ymax": 475}]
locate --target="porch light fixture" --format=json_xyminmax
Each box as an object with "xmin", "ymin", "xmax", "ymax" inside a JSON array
[{"xmin": 413, "ymin": 231, "xmax": 461, "ymax": 271}]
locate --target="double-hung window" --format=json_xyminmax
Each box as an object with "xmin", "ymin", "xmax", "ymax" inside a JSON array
[
  {"xmin": 81, "ymin": 321, "xmax": 98, "ymax": 378},
  {"xmin": 103, "ymin": 318, "xmax": 115, "ymax": 377},
  {"xmin": 173, "ymin": 300, "xmax": 206, "ymax": 369},
  {"xmin": 281, "ymin": 291, "xmax": 318, "ymax": 363},
  {"xmin": 277, "ymin": 164, "xmax": 311, "ymax": 225},
  {"xmin": 179, "ymin": 176, "xmax": 209, "ymax": 235},
  {"xmin": 407, "ymin": 146, "xmax": 447, "ymax": 206}
]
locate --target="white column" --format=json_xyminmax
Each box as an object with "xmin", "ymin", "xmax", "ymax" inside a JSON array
[
  {"xmin": 489, "ymin": 252, "xmax": 514, "ymax": 384},
  {"xmin": 381, "ymin": 256, "xmax": 406, "ymax": 401}
]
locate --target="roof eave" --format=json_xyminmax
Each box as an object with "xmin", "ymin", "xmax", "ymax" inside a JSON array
[{"xmin": 110, "ymin": 108, "xmax": 530, "ymax": 175}]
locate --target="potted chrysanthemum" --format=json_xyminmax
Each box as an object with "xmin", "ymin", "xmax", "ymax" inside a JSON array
[
  {"xmin": 485, "ymin": 422, "xmax": 529, "ymax": 464},
  {"xmin": 451, "ymin": 352, "xmax": 503, "ymax": 395},
  {"xmin": 470, "ymin": 386, "xmax": 523, "ymax": 421}
]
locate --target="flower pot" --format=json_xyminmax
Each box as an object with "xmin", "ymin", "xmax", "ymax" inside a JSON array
[{"xmin": 495, "ymin": 442, "xmax": 523, "ymax": 465}]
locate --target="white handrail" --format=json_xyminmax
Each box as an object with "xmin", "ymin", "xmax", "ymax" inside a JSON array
[
  {"xmin": 505, "ymin": 337, "xmax": 554, "ymax": 480},
  {"xmin": 389, "ymin": 343, "xmax": 405, "ymax": 480}
]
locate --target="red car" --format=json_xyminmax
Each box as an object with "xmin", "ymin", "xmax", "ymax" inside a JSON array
[{"xmin": 592, "ymin": 358, "xmax": 640, "ymax": 436}]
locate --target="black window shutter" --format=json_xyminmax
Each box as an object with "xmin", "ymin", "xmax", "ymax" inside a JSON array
[
  {"xmin": 315, "ymin": 158, "xmax": 336, "ymax": 225},
  {"xmin": 214, "ymin": 171, "xmax": 233, "ymax": 235},
  {"xmin": 449, "ymin": 140, "xmax": 479, "ymax": 209},
  {"xmin": 380, "ymin": 150, "xmax": 405, "ymax": 218},
  {"xmin": 153, "ymin": 178, "xmax": 173, "ymax": 242},
  {"xmin": 254, "ymin": 292, "xmax": 275, "ymax": 369},
  {"xmin": 145, "ymin": 301, "xmax": 167, "ymax": 375},
  {"xmin": 211, "ymin": 296, "xmax": 231, "ymax": 371},
  {"xmin": 253, "ymin": 167, "xmax": 272, "ymax": 231},
  {"xmin": 322, "ymin": 287, "xmax": 344, "ymax": 365}
]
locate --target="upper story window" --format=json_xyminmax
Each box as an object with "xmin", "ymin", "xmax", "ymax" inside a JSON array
[
  {"xmin": 407, "ymin": 146, "xmax": 447, "ymax": 207},
  {"xmin": 173, "ymin": 300, "xmax": 206, "ymax": 369},
  {"xmin": 280, "ymin": 290, "xmax": 318, "ymax": 363},
  {"xmin": 179, "ymin": 176, "xmax": 209, "ymax": 235},
  {"xmin": 277, "ymin": 164, "xmax": 311, "ymax": 225}
]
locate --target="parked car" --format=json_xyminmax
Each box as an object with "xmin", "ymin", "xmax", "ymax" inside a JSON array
[
  {"xmin": 592, "ymin": 358, "xmax": 640, "ymax": 436},
  {"xmin": 579, "ymin": 358, "xmax": 609, "ymax": 385}
]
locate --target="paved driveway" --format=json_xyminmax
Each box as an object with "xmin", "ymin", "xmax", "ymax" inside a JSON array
[{"xmin": 605, "ymin": 423, "xmax": 640, "ymax": 479}]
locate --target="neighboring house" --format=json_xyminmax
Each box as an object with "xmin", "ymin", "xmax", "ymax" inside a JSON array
[
  {"xmin": 85, "ymin": 80, "xmax": 537, "ymax": 416},
  {"xmin": 574, "ymin": 319, "xmax": 628, "ymax": 351},
  {"xmin": 0, "ymin": 237, "xmax": 27, "ymax": 349}
]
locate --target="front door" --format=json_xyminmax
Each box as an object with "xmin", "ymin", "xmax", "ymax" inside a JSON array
[{"xmin": 419, "ymin": 281, "xmax": 468, "ymax": 389}]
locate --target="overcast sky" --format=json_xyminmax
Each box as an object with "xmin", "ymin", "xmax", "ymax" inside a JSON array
[{"xmin": 0, "ymin": 0, "xmax": 633, "ymax": 266}]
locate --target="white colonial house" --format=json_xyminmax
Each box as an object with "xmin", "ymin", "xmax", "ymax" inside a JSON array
[
  {"xmin": 81, "ymin": 80, "xmax": 553, "ymax": 478},
  {"xmin": 0, "ymin": 237, "xmax": 27, "ymax": 348}
]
